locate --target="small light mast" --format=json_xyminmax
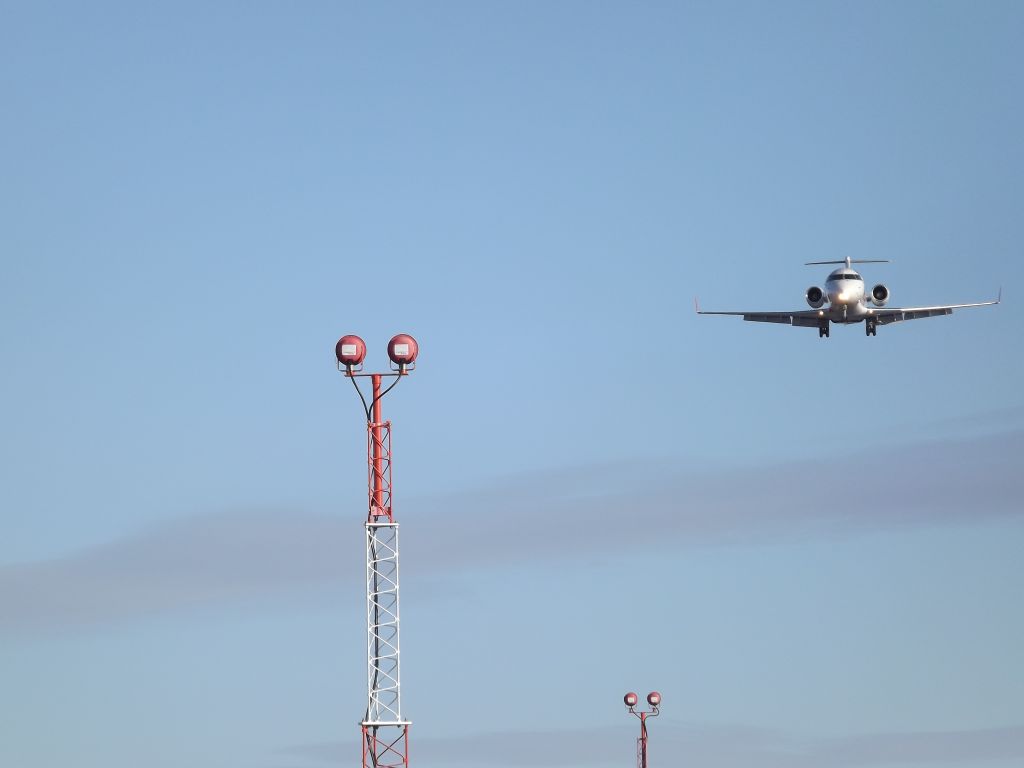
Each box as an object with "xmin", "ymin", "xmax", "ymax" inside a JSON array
[{"xmin": 623, "ymin": 691, "xmax": 661, "ymax": 768}]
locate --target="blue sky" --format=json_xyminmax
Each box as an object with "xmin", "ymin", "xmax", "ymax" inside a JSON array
[{"xmin": 1, "ymin": 2, "xmax": 1022, "ymax": 767}]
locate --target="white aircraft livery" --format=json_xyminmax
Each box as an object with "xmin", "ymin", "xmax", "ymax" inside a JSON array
[{"xmin": 696, "ymin": 258, "xmax": 1000, "ymax": 337}]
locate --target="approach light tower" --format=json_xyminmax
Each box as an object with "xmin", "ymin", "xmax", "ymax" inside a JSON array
[
  {"xmin": 336, "ymin": 333, "xmax": 420, "ymax": 768},
  {"xmin": 623, "ymin": 691, "xmax": 661, "ymax": 768}
]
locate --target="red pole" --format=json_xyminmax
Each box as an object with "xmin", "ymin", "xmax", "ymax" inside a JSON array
[
  {"xmin": 640, "ymin": 712, "xmax": 648, "ymax": 768},
  {"xmin": 371, "ymin": 374, "xmax": 384, "ymax": 519}
]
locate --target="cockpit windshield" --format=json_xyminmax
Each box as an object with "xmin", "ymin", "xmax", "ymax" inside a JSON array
[{"xmin": 829, "ymin": 272, "xmax": 862, "ymax": 281}]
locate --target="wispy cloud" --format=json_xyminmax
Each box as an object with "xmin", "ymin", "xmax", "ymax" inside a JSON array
[
  {"xmin": 0, "ymin": 509, "xmax": 346, "ymax": 631},
  {"xmin": 2, "ymin": 430, "xmax": 1022, "ymax": 631},
  {"xmin": 285, "ymin": 721, "xmax": 1024, "ymax": 767},
  {"xmin": 900, "ymin": 403, "xmax": 1024, "ymax": 438},
  {"xmin": 402, "ymin": 428, "xmax": 1024, "ymax": 571}
]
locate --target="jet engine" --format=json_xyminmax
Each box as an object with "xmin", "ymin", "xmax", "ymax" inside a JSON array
[
  {"xmin": 870, "ymin": 283, "xmax": 889, "ymax": 307},
  {"xmin": 806, "ymin": 286, "xmax": 825, "ymax": 309}
]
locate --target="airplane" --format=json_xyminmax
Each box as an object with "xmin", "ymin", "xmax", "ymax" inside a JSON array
[{"xmin": 696, "ymin": 257, "xmax": 1000, "ymax": 337}]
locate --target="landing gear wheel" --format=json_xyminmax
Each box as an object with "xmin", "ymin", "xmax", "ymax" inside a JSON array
[
  {"xmin": 865, "ymin": 319, "xmax": 877, "ymax": 336},
  {"xmin": 818, "ymin": 322, "xmax": 830, "ymax": 338}
]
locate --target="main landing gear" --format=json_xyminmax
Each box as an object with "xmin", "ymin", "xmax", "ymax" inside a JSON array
[
  {"xmin": 865, "ymin": 318, "xmax": 877, "ymax": 336},
  {"xmin": 818, "ymin": 320, "xmax": 830, "ymax": 338}
]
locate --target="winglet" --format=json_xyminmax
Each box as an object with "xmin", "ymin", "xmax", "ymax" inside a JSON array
[
  {"xmin": 997, "ymin": 285, "xmax": 1002, "ymax": 304},
  {"xmin": 694, "ymin": 296, "xmax": 702, "ymax": 314}
]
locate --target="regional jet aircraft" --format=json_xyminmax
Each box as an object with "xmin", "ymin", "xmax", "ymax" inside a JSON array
[{"xmin": 696, "ymin": 258, "xmax": 1000, "ymax": 337}]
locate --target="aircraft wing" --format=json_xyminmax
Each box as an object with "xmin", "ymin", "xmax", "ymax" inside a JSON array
[
  {"xmin": 871, "ymin": 296, "xmax": 1000, "ymax": 325},
  {"xmin": 694, "ymin": 305, "xmax": 824, "ymax": 327}
]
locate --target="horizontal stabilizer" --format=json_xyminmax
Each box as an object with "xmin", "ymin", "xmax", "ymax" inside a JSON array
[{"xmin": 805, "ymin": 259, "xmax": 891, "ymax": 266}]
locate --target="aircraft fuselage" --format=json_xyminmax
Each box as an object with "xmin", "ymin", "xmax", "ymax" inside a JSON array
[{"xmin": 822, "ymin": 269, "xmax": 873, "ymax": 324}]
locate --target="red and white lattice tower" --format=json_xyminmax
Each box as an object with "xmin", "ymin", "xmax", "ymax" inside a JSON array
[{"xmin": 336, "ymin": 333, "xmax": 420, "ymax": 768}]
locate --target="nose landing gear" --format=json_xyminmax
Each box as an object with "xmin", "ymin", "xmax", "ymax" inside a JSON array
[
  {"xmin": 865, "ymin": 318, "xmax": 877, "ymax": 336},
  {"xmin": 818, "ymin": 320, "xmax": 830, "ymax": 338}
]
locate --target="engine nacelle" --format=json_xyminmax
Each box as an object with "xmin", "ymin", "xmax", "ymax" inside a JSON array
[
  {"xmin": 806, "ymin": 286, "xmax": 825, "ymax": 309},
  {"xmin": 870, "ymin": 283, "xmax": 889, "ymax": 307}
]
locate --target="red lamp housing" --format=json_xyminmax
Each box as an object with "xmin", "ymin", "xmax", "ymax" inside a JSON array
[
  {"xmin": 387, "ymin": 333, "xmax": 419, "ymax": 367},
  {"xmin": 647, "ymin": 691, "xmax": 661, "ymax": 707},
  {"xmin": 336, "ymin": 335, "xmax": 367, "ymax": 367},
  {"xmin": 624, "ymin": 692, "xmax": 639, "ymax": 708}
]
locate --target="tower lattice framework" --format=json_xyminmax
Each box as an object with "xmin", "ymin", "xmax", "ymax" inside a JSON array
[{"xmin": 362, "ymin": 416, "xmax": 409, "ymax": 768}]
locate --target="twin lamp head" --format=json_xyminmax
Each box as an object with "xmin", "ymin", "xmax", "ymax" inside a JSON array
[
  {"xmin": 336, "ymin": 333, "xmax": 419, "ymax": 372},
  {"xmin": 623, "ymin": 691, "xmax": 661, "ymax": 710}
]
